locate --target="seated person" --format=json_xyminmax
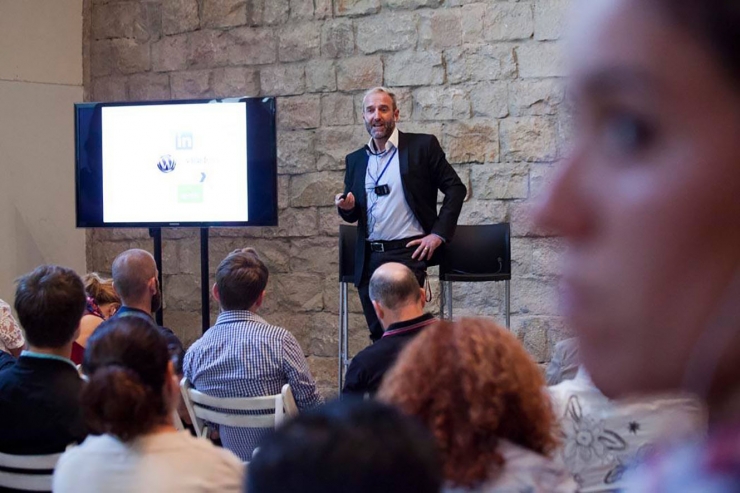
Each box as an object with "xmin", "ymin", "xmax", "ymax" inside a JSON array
[
  {"xmin": 549, "ymin": 366, "xmax": 705, "ymax": 491},
  {"xmin": 53, "ymin": 316, "xmax": 243, "ymax": 493},
  {"xmin": 110, "ymin": 249, "xmax": 184, "ymax": 367},
  {"xmin": 342, "ymin": 262, "xmax": 436, "ymax": 396},
  {"xmin": 0, "ymin": 298, "xmax": 25, "ymax": 358},
  {"xmin": 0, "ymin": 265, "xmax": 87, "ymax": 454},
  {"xmin": 71, "ymin": 273, "xmax": 120, "ymax": 365},
  {"xmin": 247, "ymin": 399, "xmax": 442, "ymax": 493},
  {"xmin": 184, "ymin": 248, "xmax": 322, "ymax": 461},
  {"xmin": 379, "ymin": 318, "xmax": 577, "ymax": 493}
]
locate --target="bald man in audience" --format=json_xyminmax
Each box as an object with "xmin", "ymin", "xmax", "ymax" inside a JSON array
[
  {"xmin": 111, "ymin": 249, "xmax": 184, "ymax": 368},
  {"xmin": 342, "ymin": 262, "xmax": 437, "ymax": 396}
]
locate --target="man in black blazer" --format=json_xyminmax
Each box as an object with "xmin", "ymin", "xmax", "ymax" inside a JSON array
[
  {"xmin": 336, "ymin": 87, "xmax": 466, "ymax": 341},
  {"xmin": 0, "ymin": 265, "xmax": 88, "ymax": 455}
]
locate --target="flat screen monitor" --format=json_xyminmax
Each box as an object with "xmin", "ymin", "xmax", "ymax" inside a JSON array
[{"xmin": 75, "ymin": 97, "xmax": 277, "ymax": 228}]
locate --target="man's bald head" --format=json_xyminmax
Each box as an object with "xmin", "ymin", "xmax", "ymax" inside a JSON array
[
  {"xmin": 111, "ymin": 249, "xmax": 157, "ymax": 304},
  {"xmin": 369, "ymin": 263, "xmax": 421, "ymax": 310}
]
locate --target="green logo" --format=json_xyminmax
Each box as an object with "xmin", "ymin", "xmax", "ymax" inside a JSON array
[{"xmin": 178, "ymin": 185, "xmax": 203, "ymax": 203}]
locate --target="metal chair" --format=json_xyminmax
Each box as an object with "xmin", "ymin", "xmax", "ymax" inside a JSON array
[
  {"xmin": 179, "ymin": 378, "xmax": 298, "ymax": 439},
  {"xmin": 0, "ymin": 451, "xmax": 62, "ymax": 491},
  {"xmin": 439, "ymin": 223, "xmax": 512, "ymax": 327},
  {"xmin": 338, "ymin": 224, "xmax": 357, "ymax": 393}
]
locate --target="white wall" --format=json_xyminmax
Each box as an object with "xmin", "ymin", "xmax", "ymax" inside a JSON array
[{"xmin": 0, "ymin": 0, "xmax": 85, "ymax": 303}]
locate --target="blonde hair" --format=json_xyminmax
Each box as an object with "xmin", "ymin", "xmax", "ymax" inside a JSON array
[{"xmin": 83, "ymin": 273, "xmax": 120, "ymax": 305}]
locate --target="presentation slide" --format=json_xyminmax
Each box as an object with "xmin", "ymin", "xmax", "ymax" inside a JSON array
[{"xmin": 101, "ymin": 102, "xmax": 248, "ymax": 223}]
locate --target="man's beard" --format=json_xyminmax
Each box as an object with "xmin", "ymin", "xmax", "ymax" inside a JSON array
[{"xmin": 365, "ymin": 118, "xmax": 395, "ymax": 143}]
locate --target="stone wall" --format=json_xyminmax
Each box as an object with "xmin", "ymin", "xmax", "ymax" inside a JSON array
[{"xmin": 84, "ymin": 0, "xmax": 571, "ymax": 396}]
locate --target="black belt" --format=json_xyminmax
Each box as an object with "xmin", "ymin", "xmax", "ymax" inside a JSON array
[{"xmin": 368, "ymin": 236, "xmax": 422, "ymax": 253}]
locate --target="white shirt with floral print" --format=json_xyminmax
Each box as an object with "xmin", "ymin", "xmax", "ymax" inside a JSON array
[{"xmin": 0, "ymin": 299, "xmax": 24, "ymax": 353}]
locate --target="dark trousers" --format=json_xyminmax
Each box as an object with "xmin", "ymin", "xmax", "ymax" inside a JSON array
[{"xmin": 358, "ymin": 244, "xmax": 427, "ymax": 342}]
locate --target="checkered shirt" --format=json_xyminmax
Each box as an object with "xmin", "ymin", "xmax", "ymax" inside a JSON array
[{"xmin": 183, "ymin": 310, "xmax": 323, "ymax": 461}]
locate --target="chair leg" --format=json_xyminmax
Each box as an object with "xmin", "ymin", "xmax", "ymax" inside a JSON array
[
  {"xmin": 338, "ymin": 283, "xmax": 348, "ymax": 393},
  {"xmin": 505, "ymin": 279, "xmax": 511, "ymax": 329},
  {"xmin": 445, "ymin": 281, "xmax": 453, "ymax": 320}
]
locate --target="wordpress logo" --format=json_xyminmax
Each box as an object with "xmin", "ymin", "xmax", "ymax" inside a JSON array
[{"xmin": 157, "ymin": 155, "xmax": 176, "ymax": 173}]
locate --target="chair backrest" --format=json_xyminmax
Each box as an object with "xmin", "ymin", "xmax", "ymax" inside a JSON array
[
  {"xmin": 338, "ymin": 224, "xmax": 357, "ymax": 283},
  {"xmin": 440, "ymin": 223, "xmax": 511, "ymax": 282},
  {"xmin": 0, "ymin": 451, "xmax": 62, "ymax": 492},
  {"xmin": 180, "ymin": 378, "xmax": 298, "ymax": 437}
]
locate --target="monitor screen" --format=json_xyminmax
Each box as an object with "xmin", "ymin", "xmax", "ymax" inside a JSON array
[{"xmin": 75, "ymin": 97, "xmax": 277, "ymax": 228}]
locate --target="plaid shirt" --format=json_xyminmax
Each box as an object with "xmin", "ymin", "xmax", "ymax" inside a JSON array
[{"xmin": 183, "ymin": 310, "xmax": 322, "ymax": 461}]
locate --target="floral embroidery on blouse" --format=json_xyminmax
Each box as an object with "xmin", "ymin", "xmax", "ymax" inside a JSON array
[{"xmin": 0, "ymin": 299, "xmax": 25, "ymax": 352}]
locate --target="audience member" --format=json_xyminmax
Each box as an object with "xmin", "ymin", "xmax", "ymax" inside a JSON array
[
  {"xmin": 183, "ymin": 248, "xmax": 322, "ymax": 461},
  {"xmin": 53, "ymin": 316, "xmax": 243, "ymax": 493},
  {"xmin": 550, "ymin": 367, "xmax": 705, "ymax": 491},
  {"xmin": 535, "ymin": 0, "xmax": 740, "ymax": 490},
  {"xmin": 379, "ymin": 318, "xmax": 577, "ymax": 493},
  {"xmin": 0, "ymin": 265, "xmax": 87, "ymax": 454},
  {"xmin": 71, "ymin": 273, "xmax": 120, "ymax": 364},
  {"xmin": 247, "ymin": 399, "xmax": 442, "ymax": 493},
  {"xmin": 0, "ymin": 298, "xmax": 24, "ymax": 358},
  {"xmin": 545, "ymin": 337, "xmax": 580, "ymax": 386},
  {"xmin": 110, "ymin": 249, "xmax": 183, "ymax": 368},
  {"xmin": 343, "ymin": 262, "xmax": 436, "ymax": 396}
]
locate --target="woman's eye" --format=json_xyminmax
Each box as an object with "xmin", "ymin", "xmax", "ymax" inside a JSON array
[{"xmin": 602, "ymin": 112, "xmax": 655, "ymax": 155}]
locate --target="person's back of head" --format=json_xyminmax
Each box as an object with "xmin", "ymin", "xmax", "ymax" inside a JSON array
[
  {"xmin": 81, "ymin": 316, "xmax": 174, "ymax": 442},
  {"xmin": 379, "ymin": 318, "xmax": 558, "ymax": 488},
  {"xmin": 83, "ymin": 273, "xmax": 120, "ymax": 306},
  {"xmin": 247, "ymin": 399, "xmax": 441, "ymax": 493},
  {"xmin": 369, "ymin": 262, "xmax": 424, "ymax": 327},
  {"xmin": 111, "ymin": 249, "xmax": 157, "ymax": 306},
  {"xmin": 14, "ymin": 265, "xmax": 87, "ymax": 349},
  {"xmin": 214, "ymin": 248, "xmax": 268, "ymax": 311}
]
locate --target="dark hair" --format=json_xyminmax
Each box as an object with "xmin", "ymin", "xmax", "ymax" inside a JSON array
[
  {"xmin": 247, "ymin": 399, "xmax": 442, "ymax": 493},
  {"xmin": 83, "ymin": 272, "xmax": 120, "ymax": 305},
  {"xmin": 14, "ymin": 265, "xmax": 86, "ymax": 348},
  {"xmin": 368, "ymin": 263, "xmax": 421, "ymax": 310},
  {"xmin": 215, "ymin": 248, "xmax": 268, "ymax": 311},
  {"xmin": 81, "ymin": 316, "xmax": 171, "ymax": 442},
  {"xmin": 111, "ymin": 249, "xmax": 157, "ymax": 303},
  {"xmin": 655, "ymin": 0, "xmax": 740, "ymax": 84}
]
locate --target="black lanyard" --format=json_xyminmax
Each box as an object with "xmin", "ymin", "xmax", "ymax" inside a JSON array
[{"xmin": 368, "ymin": 147, "xmax": 398, "ymax": 186}]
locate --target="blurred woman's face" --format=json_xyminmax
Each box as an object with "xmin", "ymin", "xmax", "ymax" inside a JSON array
[{"xmin": 536, "ymin": 0, "xmax": 740, "ymax": 399}]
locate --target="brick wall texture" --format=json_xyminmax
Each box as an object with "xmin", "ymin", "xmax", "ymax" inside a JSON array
[{"xmin": 84, "ymin": 0, "xmax": 572, "ymax": 396}]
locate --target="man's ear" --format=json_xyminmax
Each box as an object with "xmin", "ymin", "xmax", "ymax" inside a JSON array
[
  {"xmin": 372, "ymin": 300, "xmax": 384, "ymax": 321},
  {"xmin": 393, "ymin": 107, "xmax": 400, "ymax": 122},
  {"xmin": 253, "ymin": 290, "xmax": 265, "ymax": 309},
  {"xmin": 419, "ymin": 288, "xmax": 426, "ymax": 309},
  {"xmin": 212, "ymin": 283, "xmax": 220, "ymax": 302}
]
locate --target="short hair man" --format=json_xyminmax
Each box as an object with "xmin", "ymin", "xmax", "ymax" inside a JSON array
[
  {"xmin": 247, "ymin": 399, "xmax": 442, "ymax": 493},
  {"xmin": 184, "ymin": 248, "xmax": 323, "ymax": 461},
  {"xmin": 336, "ymin": 87, "xmax": 466, "ymax": 341},
  {"xmin": 0, "ymin": 265, "xmax": 88, "ymax": 454},
  {"xmin": 342, "ymin": 262, "xmax": 437, "ymax": 396},
  {"xmin": 111, "ymin": 249, "xmax": 184, "ymax": 367}
]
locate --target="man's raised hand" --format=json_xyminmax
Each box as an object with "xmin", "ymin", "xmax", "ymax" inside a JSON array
[{"xmin": 335, "ymin": 192, "xmax": 356, "ymax": 211}]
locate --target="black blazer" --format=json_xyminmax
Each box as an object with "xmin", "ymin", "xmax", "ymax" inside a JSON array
[{"xmin": 339, "ymin": 131, "xmax": 467, "ymax": 285}]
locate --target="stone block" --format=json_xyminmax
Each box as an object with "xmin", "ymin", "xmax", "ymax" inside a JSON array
[
  {"xmin": 201, "ymin": 0, "xmax": 247, "ymax": 28},
  {"xmin": 316, "ymin": 125, "xmax": 367, "ymax": 171},
  {"xmin": 306, "ymin": 356, "xmax": 338, "ymax": 395},
  {"xmin": 529, "ymin": 162, "xmax": 559, "ymax": 198},
  {"xmin": 321, "ymin": 19, "xmax": 354, "ymax": 58},
  {"xmin": 226, "ymin": 27, "xmax": 277, "ymax": 66},
  {"xmin": 385, "ymin": 51, "xmax": 444, "ymax": 87},
  {"xmin": 419, "ymin": 9, "xmax": 461, "ymax": 50},
  {"xmin": 186, "ymin": 30, "xmax": 230, "ymax": 69},
  {"xmin": 90, "ymin": 228, "xmax": 151, "ymax": 241},
  {"xmin": 272, "ymin": 273, "xmax": 325, "ymax": 311},
  {"xmin": 383, "ymin": 0, "xmax": 442, "ymax": 9},
  {"xmin": 107, "ymin": 39, "xmax": 151, "ymax": 75},
  {"xmin": 260, "ymin": 64, "xmax": 305, "ymax": 96},
  {"xmin": 308, "ymin": 312, "xmax": 339, "ymax": 357},
  {"xmin": 92, "ymin": 2, "xmax": 149, "ymax": 40},
  {"xmin": 468, "ymin": 81, "xmax": 510, "ymax": 119},
  {"xmin": 211, "ymin": 67, "xmax": 260, "ymax": 97},
  {"xmin": 208, "ymin": 237, "xmax": 292, "ymax": 273},
  {"xmin": 164, "ymin": 309, "xmax": 203, "ymax": 348},
  {"xmin": 535, "ymin": 0, "xmax": 570, "ymax": 41},
  {"xmin": 516, "ymin": 42, "xmax": 566, "ymax": 78},
  {"xmin": 264, "ymin": 0, "xmax": 291, "ymax": 24},
  {"xmin": 445, "ymin": 45, "xmax": 516, "ymax": 84},
  {"xmin": 174, "ymin": 237, "xmax": 200, "ymax": 275},
  {"xmin": 163, "ymin": 274, "xmax": 201, "ymax": 311},
  {"xmin": 508, "ymin": 79, "xmax": 564, "ymax": 116},
  {"xmin": 471, "ymin": 163, "xmax": 529, "ymax": 200},
  {"xmin": 356, "ymin": 13, "xmax": 417, "ymax": 54},
  {"xmin": 512, "ymin": 277, "xmax": 559, "ymax": 316},
  {"xmin": 318, "ymin": 207, "xmax": 345, "ymax": 237},
  {"xmin": 511, "ymin": 236, "xmax": 563, "ymax": 278},
  {"xmin": 500, "ymin": 117, "xmax": 559, "ymax": 162},
  {"xmin": 278, "ymin": 175, "xmax": 290, "ymax": 209},
  {"xmin": 413, "ymin": 86, "xmax": 470, "ymax": 121},
  {"xmin": 90, "ymin": 41, "xmax": 115, "ymax": 78},
  {"xmin": 511, "ymin": 315, "xmax": 568, "ymax": 362},
  {"xmin": 443, "ymin": 119, "xmax": 498, "ymax": 164},
  {"xmin": 152, "ymin": 34, "xmax": 188, "ymax": 72},
  {"xmin": 127, "ymin": 72, "xmax": 171, "ymax": 100},
  {"xmin": 277, "ymin": 130, "xmax": 317, "ymax": 174},
  {"xmin": 398, "ymin": 121, "xmax": 442, "ymax": 137},
  {"xmin": 322, "ymin": 277, "xmax": 365, "ymax": 314},
  {"xmin": 321, "ymin": 94, "xmax": 355, "ymax": 126},
  {"xmin": 315, "ymin": 0, "xmax": 332, "ymax": 19},
  {"xmin": 171, "ymin": 70, "xmax": 213, "ymax": 99},
  {"xmin": 461, "ymin": 3, "xmax": 485, "ymax": 44},
  {"xmin": 277, "ymin": 95, "xmax": 321, "ymax": 130},
  {"xmin": 289, "ymin": 237, "xmax": 339, "ymax": 275},
  {"xmin": 509, "ymin": 199, "xmax": 558, "ymax": 238},
  {"xmin": 306, "ymin": 60, "xmax": 337, "ymax": 93},
  {"xmin": 279, "ymin": 23, "xmax": 321, "ymax": 62},
  {"xmin": 262, "ymin": 208, "xmax": 319, "ymax": 238},
  {"xmin": 162, "ymin": 0, "xmax": 199, "ymax": 35},
  {"xmin": 90, "ymin": 240, "xmax": 153, "ymax": 274},
  {"xmin": 337, "ymin": 56, "xmax": 383, "ymax": 92},
  {"xmin": 457, "ymin": 198, "xmax": 508, "ymax": 226},
  {"xmin": 290, "ymin": 0, "xmax": 314, "ymax": 20},
  {"xmin": 450, "ymin": 281, "xmax": 507, "ymax": 318},
  {"xmin": 334, "ymin": 0, "xmax": 380, "ymax": 17},
  {"xmin": 484, "ymin": 2, "xmax": 534, "ymax": 41},
  {"xmin": 290, "ymin": 171, "xmax": 345, "ymax": 207},
  {"xmin": 92, "ymin": 76, "xmax": 127, "ymax": 102}
]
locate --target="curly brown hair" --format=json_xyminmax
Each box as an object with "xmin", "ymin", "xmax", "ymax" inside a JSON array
[{"xmin": 378, "ymin": 318, "xmax": 558, "ymax": 488}]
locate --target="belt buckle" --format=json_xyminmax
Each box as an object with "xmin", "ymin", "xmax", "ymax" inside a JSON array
[{"xmin": 370, "ymin": 242, "xmax": 384, "ymax": 253}]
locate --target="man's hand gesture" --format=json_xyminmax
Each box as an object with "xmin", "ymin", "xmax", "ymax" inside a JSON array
[{"xmin": 335, "ymin": 192, "xmax": 356, "ymax": 211}]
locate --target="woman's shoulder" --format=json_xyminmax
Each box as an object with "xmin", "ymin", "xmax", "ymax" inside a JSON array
[{"xmin": 486, "ymin": 440, "xmax": 577, "ymax": 493}]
